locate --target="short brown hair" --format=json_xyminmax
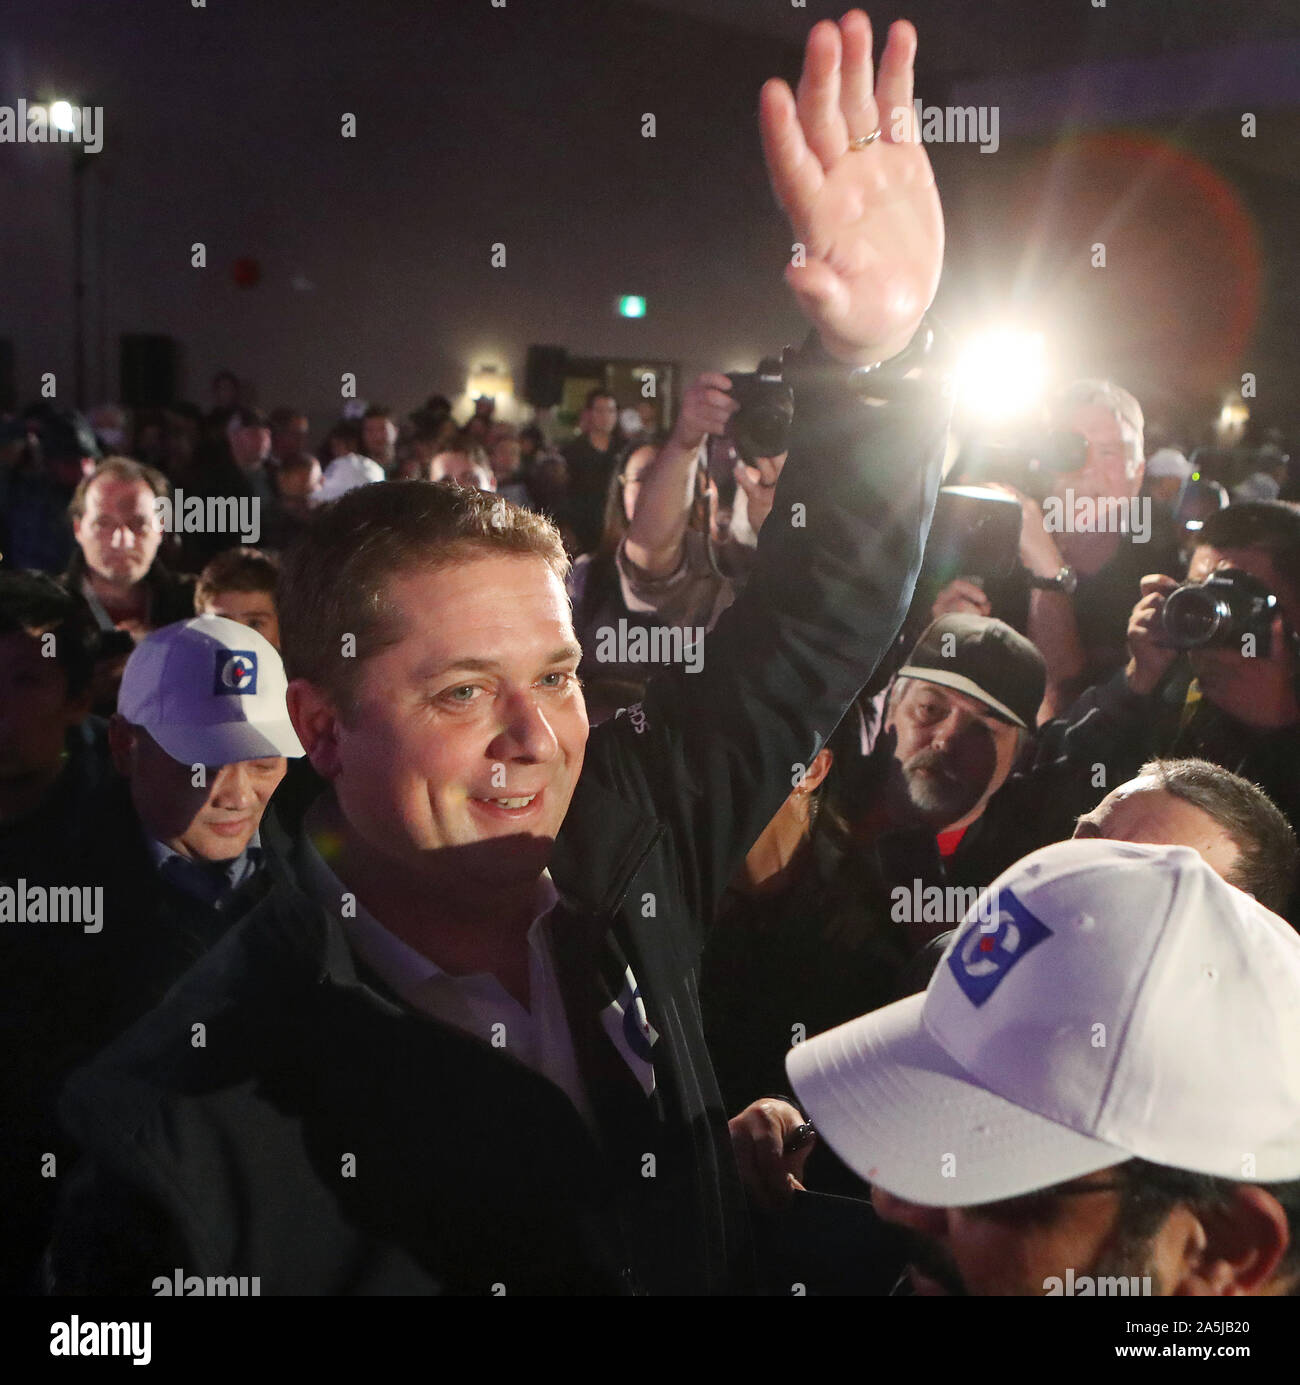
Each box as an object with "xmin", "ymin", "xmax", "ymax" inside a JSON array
[
  {"xmin": 278, "ymin": 480, "xmax": 569, "ymax": 716},
  {"xmin": 68, "ymin": 455, "xmax": 169, "ymax": 521},
  {"xmin": 195, "ymin": 546, "xmax": 279, "ymax": 610},
  {"xmin": 1136, "ymin": 757, "xmax": 1299, "ymax": 915}
]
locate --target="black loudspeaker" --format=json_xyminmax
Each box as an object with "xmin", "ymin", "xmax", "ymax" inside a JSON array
[
  {"xmin": 523, "ymin": 344, "xmax": 568, "ymax": 408},
  {"xmin": 0, "ymin": 338, "xmax": 13, "ymax": 412},
  {"xmin": 120, "ymin": 334, "xmax": 180, "ymax": 408}
]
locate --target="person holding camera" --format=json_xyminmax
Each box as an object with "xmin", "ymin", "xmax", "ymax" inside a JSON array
[
  {"xmin": 1034, "ymin": 500, "xmax": 1300, "ymax": 918},
  {"xmin": 938, "ymin": 379, "xmax": 1181, "ymax": 721},
  {"xmin": 615, "ymin": 372, "xmax": 787, "ymax": 636}
]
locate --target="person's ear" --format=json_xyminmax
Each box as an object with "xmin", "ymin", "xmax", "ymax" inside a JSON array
[
  {"xmin": 1169, "ymin": 1187, "xmax": 1290, "ymax": 1296},
  {"xmin": 287, "ymin": 679, "xmax": 344, "ymax": 781},
  {"xmin": 796, "ymin": 747, "xmax": 834, "ymax": 795},
  {"xmin": 107, "ymin": 714, "xmax": 136, "ymax": 776}
]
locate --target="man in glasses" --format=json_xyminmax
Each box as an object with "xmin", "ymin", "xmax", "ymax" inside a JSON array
[{"xmin": 788, "ymin": 838, "xmax": 1300, "ymax": 1295}]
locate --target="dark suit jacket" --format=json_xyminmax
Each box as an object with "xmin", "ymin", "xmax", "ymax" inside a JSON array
[{"xmin": 48, "ymin": 333, "xmax": 951, "ymax": 1295}]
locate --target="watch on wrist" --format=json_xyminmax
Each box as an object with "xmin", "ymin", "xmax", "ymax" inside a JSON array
[{"xmin": 1030, "ymin": 565, "xmax": 1078, "ymax": 596}]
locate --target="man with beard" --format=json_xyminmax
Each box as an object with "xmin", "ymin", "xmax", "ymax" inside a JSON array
[
  {"xmin": 829, "ymin": 613, "xmax": 1050, "ymax": 953},
  {"xmin": 788, "ymin": 838, "xmax": 1300, "ymax": 1296}
]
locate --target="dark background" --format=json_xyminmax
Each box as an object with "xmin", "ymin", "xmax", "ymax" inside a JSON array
[{"xmin": 2, "ymin": 0, "xmax": 1298, "ymax": 437}]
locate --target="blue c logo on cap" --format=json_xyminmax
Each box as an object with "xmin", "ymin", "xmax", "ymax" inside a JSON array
[
  {"xmin": 214, "ymin": 650, "xmax": 258, "ymax": 695},
  {"xmin": 947, "ymin": 887, "xmax": 1052, "ymax": 1007}
]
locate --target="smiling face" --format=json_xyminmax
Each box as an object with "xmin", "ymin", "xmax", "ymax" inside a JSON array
[
  {"xmin": 109, "ymin": 721, "xmax": 285, "ymax": 861},
  {"xmin": 314, "ymin": 554, "xmax": 589, "ymax": 898},
  {"xmin": 885, "ymin": 678, "xmax": 1022, "ymax": 831}
]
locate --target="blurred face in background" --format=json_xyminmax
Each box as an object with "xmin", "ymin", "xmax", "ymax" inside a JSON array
[
  {"xmin": 491, "ymin": 438, "xmax": 522, "ymax": 481},
  {"xmin": 432, "ymin": 451, "xmax": 495, "ymax": 492},
  {"xmin": 74, "ymin": 477, "xmax": 163, "ymax": 586},
  {"xmin": 231, "ymin": 424, "xmax": 271, "ymax": 471},
  {"xmin": 272, "ymin": 414, "xmax": 310, "ymax": 460},
  {"xmin": 0, "ymin": 630, "xmax": 89, "ymax": 819},
  {"xmin": 588, "ymin": 396, "xmax": 619, "ymax": 439},
  {"xmin": 362, "ymin": 416, "xmax": 397, "ymax": 466},
  {"xmin": 276, "ymin": 457, "xmax": 322, "ymax": 504},
  {"xmin": 197, "ymin": 590, "xmax": 281, "ymax": 651}
]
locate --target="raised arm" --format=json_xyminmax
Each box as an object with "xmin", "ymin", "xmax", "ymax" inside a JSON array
[{"xmin": 584, "ymin": 12, "xmax": 950, "ymax": 932}]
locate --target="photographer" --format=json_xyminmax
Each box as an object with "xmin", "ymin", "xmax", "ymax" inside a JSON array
[
  {"xmin": 617, "ymin": 373, "xmax": 786, "ymax": 634},
  {"xmin": 1035, "ymin": 500, "xmax": 1300, "ymax": 916},
  {"xmin": 941, "ymin": 379, "xmax": 1181, "ymax": 720}
]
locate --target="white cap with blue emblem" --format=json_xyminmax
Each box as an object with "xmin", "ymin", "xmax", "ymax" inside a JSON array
[
  {"xmin": 117, "ymin": 614, "xmax": 305, "ymax": 767},
  {"xmin": 787, "ymin": 838, "xmax": 1300, "ymax": 1207}
]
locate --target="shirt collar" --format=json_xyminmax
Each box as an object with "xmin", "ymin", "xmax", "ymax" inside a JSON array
[{"xmin": 294, "ymin": 822, "xmax": 560, "ymax": 999}]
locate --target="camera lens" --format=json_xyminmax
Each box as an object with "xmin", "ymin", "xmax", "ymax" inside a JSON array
[{"xmin": 1162, "ymin": 586, "xmax": 1230, "ymax": 648}]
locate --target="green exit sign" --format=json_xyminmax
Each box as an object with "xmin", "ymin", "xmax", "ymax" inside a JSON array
[{"xmin": 617, "ymin": 295, "xmax": 646, "ymax": 318}]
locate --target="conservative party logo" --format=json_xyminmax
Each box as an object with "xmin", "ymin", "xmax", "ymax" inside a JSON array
[
  {"xmin": 214, "ymin": 650, "xmax": 258, "ymax": 695},
  {"xmin": 947, "ymin": 887, "xmax": 1052, "ymax": 1007},
  {"xmin": 599, "ymin": 966, "xmax": 659, "ymax": 1097}
]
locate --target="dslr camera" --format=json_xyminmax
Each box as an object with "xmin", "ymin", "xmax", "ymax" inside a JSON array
[
  {"xmin": 954, "ymin": 430, "xmax": 1089, "ymax": 498},
  {"xmin": 1161, "ymin": 568, "xmax": 1280, "ymax": 655},
  {"xmin": 726, "ymin": 357, "xmax": 794, "ymax": 464}
]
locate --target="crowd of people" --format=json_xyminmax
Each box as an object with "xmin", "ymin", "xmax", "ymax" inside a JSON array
[{"xmin": 3, "ymin": 10, "xmax": 1300, "ymax": 1300}]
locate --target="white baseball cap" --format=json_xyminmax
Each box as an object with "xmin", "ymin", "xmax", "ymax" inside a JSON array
[
  {"xmin": 787, "ymin": 838, "xmax": 1300, "ymax": 1208},
  {"xmin": 118, "ymin": 615, "xmax": 305, "ymax": 766},
  {"xmin": 315, "ymin": 452, "xmax": 385, "ymax": 504},
  {"xmin": 1147, "ymin": 446, "xmax": 1193, "ymax": 481}
]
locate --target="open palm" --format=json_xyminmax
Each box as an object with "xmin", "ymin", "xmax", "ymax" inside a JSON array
[{"xmin": 760, "ymin": 12, "xmax": 944, "ymax": 366}]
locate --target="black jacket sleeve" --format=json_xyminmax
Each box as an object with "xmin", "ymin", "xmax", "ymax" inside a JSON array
[{"xmin": 581, "ymin": 337, "xmax": 950, "ymax": 951}]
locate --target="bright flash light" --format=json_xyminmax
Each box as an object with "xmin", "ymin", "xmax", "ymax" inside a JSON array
[
  {"xmin": 954, "ymin": 328, "xmax": 1048, "ymax": 422},
  {"xmin": 49, "ymin": 101, "xmax": 76, "ymax": 132}
]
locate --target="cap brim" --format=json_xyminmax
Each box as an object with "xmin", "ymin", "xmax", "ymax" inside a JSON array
[
  {"xmin": 895, "ymin": 666, "xmax": 1026, "ymax": 728},
  {"xmin": 786, "ymin": 993, "xmax": 1128, "ymax": 1208},
  {"xmin": 149, "ymin": 718, "xmax": 305, "ymax": 765}
]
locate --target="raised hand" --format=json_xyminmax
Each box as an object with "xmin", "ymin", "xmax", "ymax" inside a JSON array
[{"xmin": 759, "ymin": 12, "xmax": 943, "ymax": 366}]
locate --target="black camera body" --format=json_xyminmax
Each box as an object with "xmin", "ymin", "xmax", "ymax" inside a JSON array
[
  {"xmin": 921, "ymin": 485, "xmax": 1024, "ymax": 587},
  {"xmin": 955, "ymin": 431, "xmax": 1089, "ymax": 497},
  {"xmin": 726, "ymin": 358, "xmax": 794, "ymax": 464},
  {"xmin": 1161, "ymin": 568, "xmax": 1279, "ymax": 655}
]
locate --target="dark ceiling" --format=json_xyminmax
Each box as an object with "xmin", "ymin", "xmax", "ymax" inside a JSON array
[{"xmin": 632, "ymin": 0, "xmax": 1300, "ymax": 83}]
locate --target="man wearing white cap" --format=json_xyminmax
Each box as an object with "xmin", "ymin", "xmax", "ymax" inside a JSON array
[
  {"xmin": 788, "ymin": 838, "xmax": 1300, "ymax": 1295},
  {"xmin": 5, "ymin": 618, "xmax": 305, "ymax": 1294},
  {"xmin": 107, "ymin": 615, "xmax": 304, "ymax": 915}
]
